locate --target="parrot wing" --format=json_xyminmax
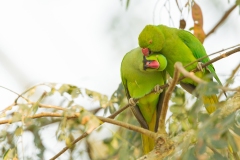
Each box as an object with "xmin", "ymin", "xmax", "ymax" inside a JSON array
[
  {"xmin": 122, "ymin": 78, "xmax": 149, "ymax": 129},
  {"xmin": 177, "ymin": 30, "xmax": 224, "ymax": 87}
]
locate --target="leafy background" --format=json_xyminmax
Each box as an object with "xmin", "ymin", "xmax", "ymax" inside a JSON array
[{"xmin": 0, "ymin": 0, "xmax": 240, "ymax": 159}]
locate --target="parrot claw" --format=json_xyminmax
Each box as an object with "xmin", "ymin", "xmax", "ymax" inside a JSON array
[
  {"xmin": 197, "ymin": 62, "xmax": 204, "ymax": 72},
  {"xmin": 129, "ymin": 98, "xmax": 136, "ymax": 106},
  {"xmin": 154, "ymin": 84, "xmax": 163, "ymax": 93}
]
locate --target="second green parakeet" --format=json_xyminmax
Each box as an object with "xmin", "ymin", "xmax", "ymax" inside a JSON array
[
  {"xmin": 121, "ymin": 47, "xmax": 167, "ymax": 154},
  {"xmin": 138, "ymin": 24, "xmax": 224, "ymax": 114}
]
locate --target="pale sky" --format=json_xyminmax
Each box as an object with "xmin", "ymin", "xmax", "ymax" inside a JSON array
[
  {"xmin": 0, "ymin": 0, "xmax": 239, "ymax": 159},
  {"xmin": 0, "ymin": 0, "xmax": 239, "ymax": 105}
]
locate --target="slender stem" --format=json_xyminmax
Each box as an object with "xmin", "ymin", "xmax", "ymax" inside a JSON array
[
  {"xmin": 158, "ymin": 62, "xmax": 180, "ymax": 134},
  {"xmin": 0, "ymin": 112, "xmax": 157, "ymax": 139},
  {"xmin": 206, "ymin": 4, "xmax": 238, "ymax": 38},
  {"xmin": 107, "ymin": 104, "xmax": 130, "ymax": 119},
  {"xmin": 218, "ymin": 63, "xmax": 240, "ymax": 98},
  {"xmin": 50, "ymin": 132, "xmax": 89, "ymax": 160},
  {"xmin": 97, "ymin": 116, "xmax": 157, "ymax": 140}
]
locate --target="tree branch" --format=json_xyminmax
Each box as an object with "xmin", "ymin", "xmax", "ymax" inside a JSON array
[
  {"xmin": 96, "ymin": 116, "xmax": 158, "ymax": 140},
  {"xmin": 219, "ymin": 63, "xmax": 240, "ymax": 98},
  {"xmin": 0, "ymin": 112, "xmax": 156, "ymax": 139},
  {"xmin": 0, "ymin": 46, "xmax": 239, "ymax": 159},
  {"xmin": 158, "ymin": 62, "xmax": 181, "ymax": 134},
  {"xmin": 206, "ymin": 4, "xmax": 238, "ymax": 38},
  {"xmin": 50, "ymin": 132, "xmax": 89, "ymax": 160},
  {"xmin": 107, "ymin": 104, "xmax": 130, "ymax": 119},
  {"xmin": 138, "ymin": 91, "xmax": 240, "ymax": 160}
]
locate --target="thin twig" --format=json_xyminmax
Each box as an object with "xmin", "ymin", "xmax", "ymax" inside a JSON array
[
  {"xmin": 0, "ymin": 86, "xmax": 30, "ymax": 113},
  {"xmin": 121, "ymin": 46, "xmax": 240, "ymax": 124},
  {"xmin": 0, "ymin": 112, "xmax": 157, "ymax": 139},
  {"xmin": 157, "ymin": 60, "xmax": 224, "ymax": 134},
  {"xmin": 218, "ymin": 63, "xmax": 240, "ymax": 98},
  {"xmin": 51, "ymin": 104, "xmax": 139, "ymax": 159},
  {"xmin": 1, "ymin": 46, "xmax": 239, "ymax": 159},
  {"xmin": 184, "ymin": 44, "xmax": 240, "ymax": 69},
  {"xmin": 50, "ymin": 132, "xmax": 89, "ymax": 160},
  {"xmin": 96, "ymin": 116, "xmax": 157, "ymax": 140},
  {"xmin": 158, "ymin": 62, "xmax": 180, "ymax": 134},
  {"xmin": 178, "ymin": 65, "xmax": 207, "ymax": 84},
  {"xmin": 218, "ymin": 86, "xmax": 240, "ymax": 92},
  {"xmin": 107, "ymin": 104, "xmax": 130, "ymax": 119},
  {"xmin": 14, "ymin": 83, "xmax": 52, "ymax": 103},
  {"xmin": 206, "ymin": 4, "xmax": 238, "ymax": 38},
  {"xmin": 51, "ymin": 113, "xmax": 164, "ymax": 160},
  {"xmin": 178, "ymin": 46, "xmax": 240, "ymax": 83},
  {"xmin": 36, "ymin": 102, "xmax": 66, "ymax": 111},
  {"xmin": 163, "ymin": 46, "xmax": 240, "ymax": 92},
  {"xmin": 0, "ymin": 86, "xmax": 29, "ymax": 102}
]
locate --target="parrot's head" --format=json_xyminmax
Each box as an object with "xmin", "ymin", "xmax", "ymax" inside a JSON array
[
  {"xmin": 143, "ymin": 53, "xmax": 167, "ymax": 71},
  {"xmin": 138, "ymin": 25, "xmax": 165, "ymax": 56}
]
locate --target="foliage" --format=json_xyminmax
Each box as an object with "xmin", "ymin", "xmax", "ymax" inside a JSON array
[{"xmin": 1, "ymin": 0, "xmax": 240, "ymax": 159}]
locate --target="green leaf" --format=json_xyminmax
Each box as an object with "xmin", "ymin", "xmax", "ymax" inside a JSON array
[
  {"xmin": 231, "ymin": 125, "xmax": 240, "ymax": 136},
  {"xmin": 181, "ymin": 119, "xmax": 191, "ymax": 131},
  {"xmin": 71, "ymin": 87, "xmax": 81, "ymax": 98},
  {"xmin": 207, "ymin": 128, "xmax": 221, "ymax": 136},
  {"xmin": 0, "ymin": 130, "xmax": 7, "ymax": 141},
  {"xmin": 109, "ymin": 104, "xmax": 117, "ymax": 114},
  {"xmin": 211, "ymin": 151, "xmax": 228, "ymax": 160},
  {"xmin": 170, "ymin": 105, "xmax": 184, "ymax": 114},
  {"xmin": 198, "ymin": 112, "xmax": 210, "ymax": 123},
  {"xmin": 210, "ymin": 139, "xmax": 228, "ymax": 149},
  {"xmin": 171, "ymin": 97, "xmax": 184, "ymax": 105},
  {"xmin": 3, "ymin": 149, "xmax": 10, "ymax": 160},
  {"xmin": 85, "ymin": 89, "xmax": 109, "ymax": 108},
  {"xmin": 103, "ymin": 137, "xmax": 113, "ymax": 144},
  {"xmin": 227, "ymin": 132, "xmax": 239, "ymax": 152},
  {"xmin": 30, "ymin": 92, "xmax": 46, "ymax": 115},
  {"xmin": 126, "ymin": 0, "xmax": 130, "ymax": 9},
  {"xmin": 48, "ymin": 87, "xmax": 56, "ymax": 96},
  {"xmin": 58, "ymin": 84, "xmax": 70, "ymax": 95},
  {"xmin": 110, "ymin": 83, "xmax": 126, "ymax": 104},
  {"xmin": 169, "ymin": 121, "xmax": 179, "ymax": 135},
  {"xmin": 197, "ymin": 82, "xmax": 219, "ymax": 96},
  {"xmin": 197, "ymin": 141, "xmax": 206, "ymax": 154},
  {"xmin": 65, "ymin": 133, "xmax": 75, "ymax": 149},
  {"xmin": 15, "ymin": 127, "xmax": 23, "ymax": 136},
  {"xmin": 181, "ymin": 146, "xmax": 198, "ymax": 160},
  {"xmin": 12, "ymin": 112, "xmax": 22, "ymax": 123},
  {"xmin": 3, "ymin": 148, "xmax": 15, "ymax": 160}
]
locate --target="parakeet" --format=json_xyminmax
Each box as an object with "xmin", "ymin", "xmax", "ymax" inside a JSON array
[
  {"xmin": 120, "ymin": 47, "xmax": 167, "ymax": 154},
  {"xmin": 138, "ymin": 24, "xmax": 223, "ymax": 114}
]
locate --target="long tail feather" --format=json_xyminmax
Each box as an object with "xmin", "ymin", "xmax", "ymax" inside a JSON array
[
  {"xmin": 142, "ymin": 134, "xmax": 155, "ymax": 154},
  {"xmin": 142, "ymin": 110, "xmax": 157, "ymax": 154}
]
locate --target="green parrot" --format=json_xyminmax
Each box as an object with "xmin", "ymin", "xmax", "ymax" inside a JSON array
[
  {"xmin": 120, "ymin": 47, "xmax": 167, "ymax": 154},
  {"xmin": 138, "ymin": 24, "xmax": 224, "ymax": 114}
]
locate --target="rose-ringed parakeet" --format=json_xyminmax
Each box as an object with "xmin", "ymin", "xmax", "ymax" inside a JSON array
[
  {"xmin": 138, "ymin": 25, "xmax": 224, "ymax": 114},
  {"xmin": 121, "ymin": 47, "xmax": 167, "ymax": 154}
]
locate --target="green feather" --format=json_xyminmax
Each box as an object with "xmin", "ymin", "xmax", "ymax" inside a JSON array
[
  {"xmin": 139, "ymin": 24, "xmax": 224, "ymax": 114},
  {"xmin": 177, "ymin": 29, "xmax": 223, "ymax": 86},
  {"xmin": 121, "ymin": 47, "xmax": 167, "ymax": 153}
]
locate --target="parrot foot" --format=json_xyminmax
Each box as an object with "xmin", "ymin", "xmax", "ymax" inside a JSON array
[
  {"xmin": 129, "ymin": 98, "xmax": 136, "ymax": 106},
  {"xmin": 154, "ymin": 84, "xmax": 163, "ymax": 93},
  {"xmin": 197, "ymin": 62, "xmax": 204, "ymax": 72}
]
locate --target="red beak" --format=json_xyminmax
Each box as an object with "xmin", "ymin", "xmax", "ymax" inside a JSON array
[
  {"xmin": 145, "ymin": 60, "xmax": 159, "ymax": 69},
  {"xmin": 142, "ymin": 48, "xmax": 150, "ymax": 56}
]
